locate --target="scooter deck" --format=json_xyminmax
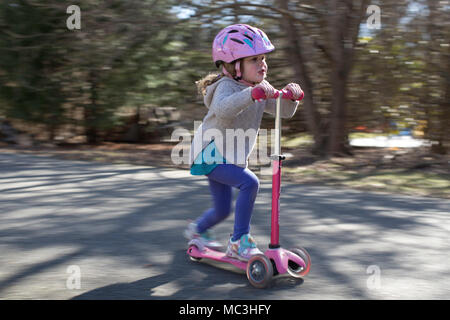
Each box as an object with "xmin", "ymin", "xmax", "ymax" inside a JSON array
[{"xmin": 188, "ymin": 245, "xmax": 248, "ymax": 271}]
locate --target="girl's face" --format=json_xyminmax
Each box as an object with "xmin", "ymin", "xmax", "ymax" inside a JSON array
[{"xmin": 241, "ymin": 54, "xmax": 267, "ymax": 84}]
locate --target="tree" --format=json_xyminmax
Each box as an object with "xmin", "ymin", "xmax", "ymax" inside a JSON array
[
  {"xmin": 350, "ymin": 0, "xmax": 449, "ymax": 154},
  {"xmin": 0, "ymin": 0, "xmax": 70, "ymax": 140},
  {"xmin": 277, "ymin": 0, "xmax": 371, "ymax": 156},
  {"xmin": 0, "ymin": 0, "xmax": 192, "ymax": 143}
]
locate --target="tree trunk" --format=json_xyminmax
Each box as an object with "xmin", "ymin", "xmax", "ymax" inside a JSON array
[
  {"xmin": 426, "ymin": 0, "xmax": 448, "ymax": 154},
  {"xmin": 85, "ymin": 70, "xmax": 99, "ymax": 144},
  {"xmin": 327, "ymin": 0, "xmax": 368, "ymax": 156},
  {"xmin": 329, "ymin": 66, "xmax": 350, "ymax": 155}
]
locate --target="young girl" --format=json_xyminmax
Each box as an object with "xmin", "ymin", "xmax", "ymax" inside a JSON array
[{"xmin": 185, "ymin": 24, "xmax": 304, "ymax": 261}]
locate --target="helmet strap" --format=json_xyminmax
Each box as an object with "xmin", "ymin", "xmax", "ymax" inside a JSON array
[
  {"xmin": 234, "ymin": 60, "xmax": 255, "ymax": 87},
  {"xmin": 235, "ymin": 60, "xmax": 242, "ymax": 79},
  {"xmin": 221, "ymin": 62, "xmax": 255, "ymax": 87}
]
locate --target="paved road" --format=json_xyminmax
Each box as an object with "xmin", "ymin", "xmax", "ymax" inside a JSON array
[{"xmin": 0, "ymin": 151, "xmax": 449, "ymax": 299}]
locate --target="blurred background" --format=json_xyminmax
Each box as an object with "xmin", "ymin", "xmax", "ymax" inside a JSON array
[{"xmin": 0, "ymin": 0, "xmax": 448, "ymax": 196}]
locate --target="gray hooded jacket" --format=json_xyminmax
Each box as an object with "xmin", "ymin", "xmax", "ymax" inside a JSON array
[{"xmin": 190, "ymin": 76, "xmax": 298, "ymax": 168}]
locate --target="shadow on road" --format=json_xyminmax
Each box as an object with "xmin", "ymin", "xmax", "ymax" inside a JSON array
[{"xmin": 71, "ymin": 248, "xmax": 304, "ymax": 300}]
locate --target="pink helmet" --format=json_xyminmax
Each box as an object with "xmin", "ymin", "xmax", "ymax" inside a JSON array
[{"xmin": 212, "ymin": 24, "xmax": 275, "ymax": 67}]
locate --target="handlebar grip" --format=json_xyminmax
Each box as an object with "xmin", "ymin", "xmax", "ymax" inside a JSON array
[
  {"xmin": 275, "ymin": 89, "xmax": 304, "ymax": 101},
  {"xmin": 273, "ymin": 90, "xmax": 279, "ymax": 99},
  {"xmin": 251, "ymin": 87, "xmax": 267, "ymax": 100}
]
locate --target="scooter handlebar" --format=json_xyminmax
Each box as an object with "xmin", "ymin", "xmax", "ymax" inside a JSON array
[{"xmin": 251, "ymin": 88, "xmax": 303, "ymax": 101}]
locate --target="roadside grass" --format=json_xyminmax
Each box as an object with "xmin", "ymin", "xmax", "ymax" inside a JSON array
[
  {"xmin": 270, "ymin": 133, "xmax": 450, "ymax": 198},
  {"xmin": 281, "ymin": 166, "xmax": 450, "ymax": 198}
]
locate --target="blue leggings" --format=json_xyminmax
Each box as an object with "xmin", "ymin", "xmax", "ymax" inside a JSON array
[{"xmin": 196, "ymin": 164, "xmax": 260, "ymax": 241}]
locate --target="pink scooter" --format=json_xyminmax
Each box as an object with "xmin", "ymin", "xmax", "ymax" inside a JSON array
[{"xmin": 187, "ymin": 89, "xmax": 311, "ymax": 288}]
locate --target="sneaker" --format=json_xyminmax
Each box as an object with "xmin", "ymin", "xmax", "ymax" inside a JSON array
[
  {"xmin": 226, "ymin": 234, "xmax": 263, "ymax": 261},
  {"xmin": 184, "ymin": 222, "xmax": 223, "ymax": 249}
]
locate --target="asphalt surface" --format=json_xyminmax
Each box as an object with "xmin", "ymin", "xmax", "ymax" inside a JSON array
[{"xmin": 0, "ymin": 151, "xmax": 449, "ymax": 299}]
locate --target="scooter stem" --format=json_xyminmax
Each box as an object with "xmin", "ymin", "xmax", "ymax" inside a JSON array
[
  {"xmin": 270, "ymin": 158, "xmax": 282, "ymax": 248},
  {"xmin": 270, "ymin": 92, "xmax": 284, "ymax": 248}
]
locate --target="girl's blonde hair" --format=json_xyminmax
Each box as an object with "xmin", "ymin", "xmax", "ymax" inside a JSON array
[{"xmin": 196, "ymin": 61, "xmax": 242, "ymax": 96}]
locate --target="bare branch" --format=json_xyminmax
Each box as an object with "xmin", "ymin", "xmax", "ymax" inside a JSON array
[{"xmin": 178, "ymin": 2, "xmax": 318, "ymax": 26}]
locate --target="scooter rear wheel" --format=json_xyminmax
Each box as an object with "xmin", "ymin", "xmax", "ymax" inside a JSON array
[
  {"xmin": 246, "ymin": 254, "xmax": 273, "ymax": 289},
  {"xmin": 287, "ymin": 247, "xmax": 311, "ymax": 278}
]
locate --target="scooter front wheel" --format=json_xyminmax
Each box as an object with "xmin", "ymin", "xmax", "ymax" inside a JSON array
[
  {"xmin": 187, "ymin": 245, "xmax": 202, "ymax": 262},
  {"xmin": 246, "ymin": 254, "xmax": 273, "ymax": 289},
  {"xmin": 287, "ymin": 247, "xmax": 311, "ymax": 278}
]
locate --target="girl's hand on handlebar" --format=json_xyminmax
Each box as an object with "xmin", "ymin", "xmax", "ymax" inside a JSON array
[
  {"xmin": 282, "ymin": 83, "xmax": 304, "ymax": 101},
  {"xmin": 251, "ymin": 80, "xmax": 277, "ymax": 101},
  {"xmin": 251, "ymin": 82, "xmax": 305, "ymax": 101}
]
